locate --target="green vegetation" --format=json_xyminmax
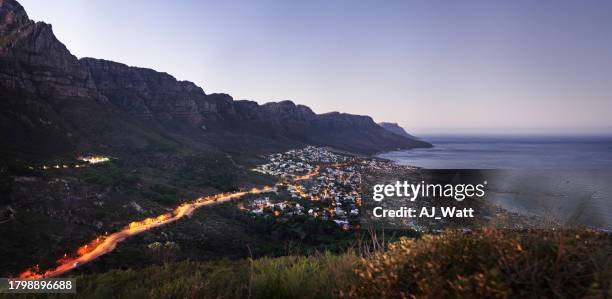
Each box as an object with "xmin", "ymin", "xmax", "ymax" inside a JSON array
[
  {"xmin": 7, "ymin": 229, "xmax": 608, "ymax": 299},
  {"xmin": 141, "ymin": 184, "xmax": 180, "ymax": 206},
  {"xmin": 353, "ymin": 229, "xmax": 612, "ymax": 298},
  {"xmin": 174, "ymin": 155, "xmax": 239, "ymax": 192},
  {"xmin": 72, "ymin": 253, "xmax": 356, "ymax": 299},
  {"xmin": 205, "ymin": 201, "xmax": 404, "ymax": 257},
  {"xmin": 249, "ymin": 253, "xmax": 356, "ymax": 299},
  {"xmin": 82, "ymin": 161, "xmax": 139, "ymax": 188},
  {"xmin": 0, "ymin": 167, "xmax": 13, "ymax": 205}
]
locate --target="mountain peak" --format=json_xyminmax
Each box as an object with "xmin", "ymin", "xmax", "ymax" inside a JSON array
[
  {"xmin": 0, "ymin": 0, "xmax": 30, "ymax": 34},
  {"xmin": 378, "ymin": 122, "xmax": 418, "ymax": 140}
]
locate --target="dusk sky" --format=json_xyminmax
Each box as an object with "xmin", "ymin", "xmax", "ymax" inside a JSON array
[{"xmin": 20, "ymin": 0, "xmax": 612, "ymax": 135}]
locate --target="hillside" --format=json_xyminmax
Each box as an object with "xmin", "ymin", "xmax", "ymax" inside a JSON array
[
  {"xmin": 378, "ymin": 122, "xmax": 419, "ymax": 140},
  {"xmin": 81, "ymin": 58, "xmax": 431, "ymax": 154},
  {"xmin": 0, "ymin": 0, "xmax": 430, "ymax": 160}
]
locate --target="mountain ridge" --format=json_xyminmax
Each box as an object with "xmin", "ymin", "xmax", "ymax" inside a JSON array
[
  {"xmin": 379, "ymin": 122, "xmax": 419, "ymax": 140},
  {"xmin": 0, "ymin": 0, "xmax": 431, "ymax": 158}
]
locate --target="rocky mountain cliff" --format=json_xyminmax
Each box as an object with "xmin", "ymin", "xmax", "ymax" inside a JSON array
[
  {"xmin": 0, "ymin": 0, "xmax": 179, "ymax": 158},
  {"xmin": 378, "ymin": 122, "xmax": 419, "ymax": 140},
  {"xmin": 81, "ymin": 57, "xmax": 431, "ymax": 154},
  {"xmin": 1, "ymin": 0, "xmax": 430, "ymax": 158}
]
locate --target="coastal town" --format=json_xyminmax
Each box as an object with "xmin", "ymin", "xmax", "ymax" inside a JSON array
[
  {"xmin": 247, "ymin": 146, "xmax": 548, "ymax": 232},
  {"xmin": 245, "ymin": 146, "xmax": 420, "ymax": 230},
  {"xmin": 247, "ymin": 146, "xmax": 364, "ymax": 229}
]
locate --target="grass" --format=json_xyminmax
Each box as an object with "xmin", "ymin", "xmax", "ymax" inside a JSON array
[
  {"xmin": 249, "ymin": 253, "xmax": 357, "ymax": 299},
  {"xmin": 5, "ymin": 229, "xmax": 609, "ymax": 299},
  {"xmin": 7, "ymin": 254, "xmax": 356, "ymax": 299},
  {"xmin": 351, "ymin": 229, "xmax": 612, "ymax": 298},
  {"xmin": 82, "ymin": 161, "xmax": 138, "ymax": 188}
]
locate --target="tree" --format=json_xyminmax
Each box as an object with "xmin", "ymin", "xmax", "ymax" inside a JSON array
[
  {"xmin": 0, "ymin": 167, "xmax": 13, "ymax": 205},
  {"xmin": 147, "ymin": 241, "xmax": 181, "ymax": 264}
]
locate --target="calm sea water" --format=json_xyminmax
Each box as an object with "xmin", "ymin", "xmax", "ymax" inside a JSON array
[
  {"xmin": 378, "ymin": 136, "xmax": 612, "ymax": 169},
  {"xmin": 378, "ymin": 136, "xmax": 612, "ymax": 230}
]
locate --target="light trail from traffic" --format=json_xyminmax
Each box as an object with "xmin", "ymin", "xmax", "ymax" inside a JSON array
[
  {"xmin": 293, "ymin": 165, "xmax": 320, "ymax": 181},
  {"xmin": 16, "ymin": 164, "xmax": 326, "ymax": 279},
  {"xmin": 17, "ymin": 186, "xmax": 274, "ymax": 279}
]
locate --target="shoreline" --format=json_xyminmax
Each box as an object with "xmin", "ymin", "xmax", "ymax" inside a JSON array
[{"xmin": 370, "ymin": 155, "xmax": 611, "ymax": 232}]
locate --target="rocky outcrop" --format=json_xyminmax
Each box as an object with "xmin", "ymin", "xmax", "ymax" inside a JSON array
[
  {"xmin": 0, "ymin": 0, "xmax": 28, "ymax": 33},
  {"xmin": 1, "ymin": 0, "xmax": 96, "ymax": 155},
  {"xmin": 307, "ymin": 113, "xmax": 431, "ymax": 154},
  {"xmin": 0, "ymin": 0, "xmax": 101, "ymax": 101},
  {"xmin": 81, "ymin": 58, "xmax": 205, "ymax": 125},
  {"xmin": 379, "ymin": 122, "xmax": 419, "ymax": 140},
  {"xmin": 81, "ymin": 57, "xmax": 431, "ymax": 153},
  {"xmin": 0, "ymin": 0, "xmax": 175, "ymax": 157}
]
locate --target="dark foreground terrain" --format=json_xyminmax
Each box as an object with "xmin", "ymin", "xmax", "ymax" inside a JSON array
[{"xmin": 1, "ymin": 229, "xmax": 609, "ymax": 298}]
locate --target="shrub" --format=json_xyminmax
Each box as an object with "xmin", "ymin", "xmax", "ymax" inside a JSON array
[
  {"xmin": 351, "ymin": 229, "xmax": 612, "ymax": 298},
  {"xmin": 250, "ymin": 253, "xmax": 357, "ymax": 299},
  {"xmin": 55, "ymin": 254, "xmax": 356, "ymax": 299},
  {"xmin": 22, "ymin": 230, "xmax": 610, "ymax": 299}
]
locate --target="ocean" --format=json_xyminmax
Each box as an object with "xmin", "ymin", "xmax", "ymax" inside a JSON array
[
  {"xmin": 378, "ymin": 136, "xmax": 612, "ymax": 230},
  {"xmin": 378, "ymin": 136, "xmax": 612, "ymax": 169}
]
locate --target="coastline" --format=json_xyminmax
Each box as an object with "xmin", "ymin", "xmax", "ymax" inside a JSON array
[{"xmin": 372, "ymin": 148, "xmax": 611, "ymax": 231}]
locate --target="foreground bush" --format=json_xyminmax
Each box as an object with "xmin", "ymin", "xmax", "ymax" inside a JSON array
[
  {"xmin": 351, "ymin": 229, "xmax": 612, "ymax": 298},
  {"xmin": 12, "ymin": 229, "xmax": 609, "ymax": 298},
  {"xmin": 250, "ymin": 253, "xmax": 357, "ymax": 298},
  {"xmin": 70, "ymin": 254, "xmax": 356, "ymax": 299}
]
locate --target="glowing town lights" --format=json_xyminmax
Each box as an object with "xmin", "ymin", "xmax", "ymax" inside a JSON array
[
  {"xmin": 294, "ymin": 165, "xmax": 321, "ymax": 181},
  {"xmin": 285, "ymin": 183, "xmax": 313, "ymax": 200},
  {"xmin": 77, "ymin": 155, "xmax": 110, "ymax": 164}
]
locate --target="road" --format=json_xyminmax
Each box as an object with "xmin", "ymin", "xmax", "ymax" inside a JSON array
[
  {"xmin": 17, "ymin": 164, "xmax": 324, "ymax": 279},
  {"xmin": 18, "ymin": 186, "xmax": 275, "ymax": 279}
]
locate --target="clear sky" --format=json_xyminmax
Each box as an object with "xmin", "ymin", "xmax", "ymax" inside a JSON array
[{"xmin": 19, "ymin": 0, "xmax": 612, "ymax": 135}]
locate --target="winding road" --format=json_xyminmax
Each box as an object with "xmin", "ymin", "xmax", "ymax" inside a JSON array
[
  {"xmin": 18, "ymin": 164, "xmax": 324, "ymax": 279},
  {"xmin": 18, "ymin": 186, "xmax": 274, "ymax": 279}
]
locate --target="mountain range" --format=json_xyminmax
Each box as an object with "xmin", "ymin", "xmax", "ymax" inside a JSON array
[{"xmin": 0, "ymin": 0, "xmax": 430, "ymax": 160}]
